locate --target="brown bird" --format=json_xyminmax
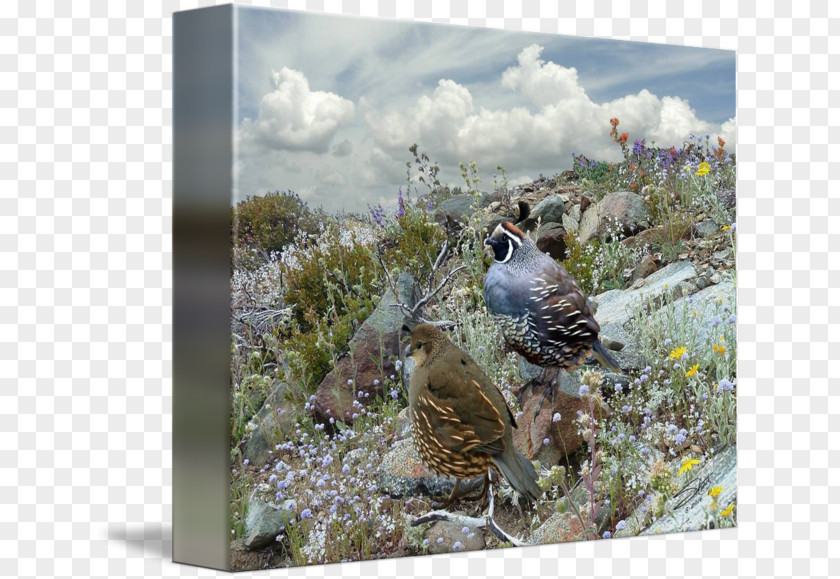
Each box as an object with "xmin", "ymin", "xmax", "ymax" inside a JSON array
[{"xmin": 406, "ymin": 323, "xmax": 542, "ymax": 506}]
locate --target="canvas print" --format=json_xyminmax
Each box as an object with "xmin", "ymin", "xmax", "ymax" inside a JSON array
[{"xmin": 228, "ymin": 7, "xmax": 736, "ymax": 570}]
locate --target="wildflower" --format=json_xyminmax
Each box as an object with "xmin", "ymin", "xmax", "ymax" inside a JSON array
[
  {"xmin": 300, "ymin": 508, "xmax": 313, "ymax": 519},
  {"xmin": 552, "ymin": 412, "xmax": 562, "ymax": 423},
  {"xmin": 718, "ymin": 136, "xmax": 726, "ymax": 148},
  {"xmin": 615, "ymin": 520, "xmax": 627, "ymax": 532},
  {"xmin": 422, "ymin": 538, "xmax": 430, "ymax": 547},
  {"xmin": 708, "ymin": 485, "xmax": 723, "ymax": 498},
  {"xmin": 678, "ymin": 458, "xmax": 700, "ymax": 476},
  {"xmin": 347, "ymin": 379, "xmax": 354, "ymax": 386},
  {"xmin": 436, "ymin": 537, "xmax": 443, "ymax": 544},
  {"xmin": 603, "ymin": 531, "xmax": 612, "ymax": 539},
  {"xmin": 461, "ymin": 526, "xmax": 470, "ymax": 534},
  {"xmin": 716, "ymin": 378, "xmax": 734, "ymax": 393},
  {"xmin": 397, "ymin": 187, "xmax": 406, "ymax": 218},
  {"xmin": 720, "ymin": 504, "xmax": 734, "ymax": 516},
  {"xmin": 728, "ymin": 314, "xmax": 737, "ymax": 324},
  {"xmin": 685, "ymin": 364, "xmax": 699, "ymax": 377},
  {"xmin": 722, "ymin": 224, "xmax": 730, "ymax": 232},
  {"xmin": 427, "ymin": 199, "xmax": 434, "ymax": 211},
  {"xmin": 730, "ymin": 223, "xmax": 736, "ymax": 232},
  {"xmin": 668, "ymin": 346, "xmax": 687, "ymax": 360},
  {"xmin": 243, "ymin": 459, "xmax": 249, "ymax": 466},
  {"xmin": 614, "ymin": 383, "xmax": 623, "ymax": 393},
  {"xmin": 713, "ymin": 343, "xmax": 726, "ymax": 355},
  {"xmin": 579, "ymin": 385, "xmax": 589, "ymax": 396},
  {"xmin": 390, "ymin": 389, "xmax": 399, "ymax": 400},
  {"xmin": 543, "ymin": 438, "xmax": 550, "ymax": 446},
  {"xmin": 453, "ymin": 541, "xmax": 463, "ymax": 550},
  {"xmin": 619, "ymin": 132, "xmax": 628, "ymax": 144},
  {"xmin": 674, "ymin": 429, "xmax": 688, "ymax": 445},
  {"xmin": 610, "ymin": 117, "xmax": 619, "ymax": 127},
  {"xmin": 394, "ymin": 359, "xmax": 403, "ymax": 371},
  {"xmin": 373, "ymin": 379, "xmax": 380, "ymax": 386}
]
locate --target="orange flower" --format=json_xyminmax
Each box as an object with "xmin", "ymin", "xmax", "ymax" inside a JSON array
[
  {"xmin": 630, "ymin": 182, "xmax": 638, "ymax": 190},
  {"xmin": 620, "ymin": 133, "xmax": 628, "ymax": 144},
  {"xmin": 610, "ymin": 117, "xmax": 619, "ymax": 127},
  {"xmin": 718, "ymin": 136, "xmax": 725, "ymax": 148},
  {"xmin": 630, "ymin": 164, "xmax": 636, "ymax": 171}
]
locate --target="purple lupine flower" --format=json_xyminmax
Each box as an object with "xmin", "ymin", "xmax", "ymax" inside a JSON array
[{"xmin": 397, "ymin": 187, "xmax": 406, "ymax": 218}]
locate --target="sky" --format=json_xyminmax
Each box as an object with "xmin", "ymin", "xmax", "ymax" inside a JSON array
[{"xmin": 233, "ymin": 8, "xmax": 736, "ymax": 213}]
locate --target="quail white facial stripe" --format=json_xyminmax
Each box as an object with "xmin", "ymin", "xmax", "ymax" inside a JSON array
[{"xmin": 503, "ymin": 229, "xmax": 522, "ymax": 246}]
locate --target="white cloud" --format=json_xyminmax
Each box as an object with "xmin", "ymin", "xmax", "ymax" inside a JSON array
[
  {"xmin": 239, "ymin": 67, "xmax": 355, "ymax": 154},
  {"xmin": 365, "ymin": 45, "xmax": 735, "ymax": 174}
]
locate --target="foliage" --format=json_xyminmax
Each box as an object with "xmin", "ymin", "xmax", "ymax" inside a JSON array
[{"xmin": 233, "ymin": 191, "xmax": 323, "ymax": 259}]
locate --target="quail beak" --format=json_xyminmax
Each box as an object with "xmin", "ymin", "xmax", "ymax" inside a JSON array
[{"xmin": 404, "ymin": 343, "xmax": 412, "ymax": 359}]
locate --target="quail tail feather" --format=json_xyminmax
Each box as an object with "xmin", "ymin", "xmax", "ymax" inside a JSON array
[
  {"xmin": 492, "ymin": 446, "xmax": 542, "ymax": 502},
  {"xmin": 592, "ymin": 340, "xmax": 623, "ymax": 373}
]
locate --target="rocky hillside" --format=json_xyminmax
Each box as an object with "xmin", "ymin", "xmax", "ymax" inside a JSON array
[{"xmin": 228, "ymin": 132, "xmax": 737, "ymax": 569}]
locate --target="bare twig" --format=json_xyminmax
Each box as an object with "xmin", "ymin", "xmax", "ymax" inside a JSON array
[
  {"xmin": 411, "ymin": 481, "xmax": 533, "ymax": 547},
  {"xmin": 411, "ymin": 265, "xmax": 467, "ymax": 314}
]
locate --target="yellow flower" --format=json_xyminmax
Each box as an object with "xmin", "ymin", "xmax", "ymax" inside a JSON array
[
  {"xmin": 722, "ymin": 224, "xmax": 731, "ymax": 231},
  {"xmin": 685, "ymin": 364, "xmax": 699, "ymax": 377},
  {"xmin": 669, "ymin": 346, "xmax": 687, "ymax": 360},
  {"xmin": 713, "ymin": 343, "xmax": 727, "ymax": 355},
  {"xmin": 708, "ymin": 486, "xmax": 723, "ymax": 498},
  {"xmin": 692, "ymin": 310, "xmax": 697, "ymax": 317},
  {"xmin": 720, "ymin": 504, "xmax": 734, "ymax": 516},
  {"xmin": 696, "ymin": 161, "xmax": 711, "ymax": 176},
  {"xmin": 678, "ymin": 458, "xmax": 700, "ymax": 476}
]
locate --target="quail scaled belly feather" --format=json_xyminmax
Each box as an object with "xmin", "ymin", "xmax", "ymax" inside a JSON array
[
  {"xmin": 483, "ymin": 221, "xmax": 622, "ymax": 375},
  {"xmin": 406, "ymin": 324, "xmax": 542, "ymax": 504}
]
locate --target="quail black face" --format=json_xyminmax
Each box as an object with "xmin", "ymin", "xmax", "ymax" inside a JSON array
[{"xmin": 485, "ymin": 222, "xmax": 524, "ymax": 264}]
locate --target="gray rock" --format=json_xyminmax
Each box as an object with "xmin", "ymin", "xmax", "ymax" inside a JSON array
[
  {"xmin": 597, "ymin": 191, "xmax": 650, "ymax": 239},
  {"xmin": 518, "ymin": 357, "xmax": 581, "ymax": 398},
  {"xmin": 313, "ymin": 274, "xmax": 417, "ymax": 424},
  {"xmin": 519, "ymin": 194, "xmax": 566, "ymax": 230},
  {"xmin": 562, "ymin": 211, "xmax": 579, "ymax": 233},
  {"xmin": 591, "ymin": 261, "xmax": 698, "ymax": 368},
  {"xmin": 578, "ymin": 204, "xmax": 599, "ymax": 245},
  {"xmin": 568, "ymin": 203, "xmax": 581, "ymax": 223},
  {"xmin": 434, "ymin": 193, "xmax": 494, "ymax": 225},
  {"xmin": 639, "ymin": 445, "xmax": 736, "ymax": 536},
  {"xmin": 243, "ymin": 498, "xmax": 293, "ymax": 550},
  {"xmin": 477, "ymin": 214, "xmax": 512, "ymax": 236},
  {"xmin": 425, "ymin": 515, "xmax": 486, "ymax": 553},
  {"xmin": 652, "ymin": 278, "xmax": 735, "ymax": 349},
  {"xmin": 243, "ymin": 382, "xmax": 296, "ymax": 466},
  {"xmin": 694, "ymin": 220, "xmax": 719, "ymax": 238},
  {"xmin": 377, "ymin": 438, "xmax": 483, "ymax": 499}
]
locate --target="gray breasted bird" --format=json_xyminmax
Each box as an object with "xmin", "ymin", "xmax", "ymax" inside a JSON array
[
  {"xmin": 406, "ymin": 323, "xmax": 542, "ymax": 505},
  {"xmin": 483, "ymin": 221, "xmax": 621, "ymax": 388}
]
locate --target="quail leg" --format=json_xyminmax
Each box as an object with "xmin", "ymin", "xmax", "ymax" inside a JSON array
[
  {"xmin": 433, "ymin": 479, "xmax": 461, "ymax": 509},
  {"xmin": 516, "ymin": 366, "xmax": 548, "ymax": 407},
  {"xmin": 531, "ymin": 367, "xmax": 559, "ymax": 421}
]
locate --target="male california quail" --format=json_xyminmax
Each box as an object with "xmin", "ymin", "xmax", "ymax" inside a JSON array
[
  {"xmin": 483, "ymin": 222, "xmax": 621, "ymax": 400},
  {"xmin": 406, "ymin": 324, "xmax": 542, "ymax": 505}
]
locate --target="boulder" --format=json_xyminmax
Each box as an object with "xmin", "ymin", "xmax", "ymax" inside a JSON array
[
  {"xmin": 613, "ymin": 445, "xmax": 737, "ymax": 538},
  {"xmin": 518, "ymin": 194, "xmax": 566, "ymax": 231},
  {"xmin": 512, "ymin": 382, "xmax": 587, "ymax": 468},
  {"xmin": 242, "ymin": 382, "xmax": 295, "ymax": 466},
  {"xmin": 434, "ymin": 193, "xmax": 494, "ymax": 225},
  {"xmin": 597, "ymin": 191, "xmax": 651, "ymax": 240},
  {"xmin": 562, "ymin": 212, "xmax": 579, "ymax": 234},
  {"xmin": 243, "ymin": 498, "xmax": 293, "ymax": 550},
  {"xmin": 313, "ymin": 274, "xmax": 417, "ymax": 425},
  {"xmin": 531, "ymin": 511, "xmax": 588, "ymax": 545},
  {"xmin": 630, "ymin": 255, "xmax": 658, "ymax": 282},
  {"xmin": 591, "ymin": 261, "xmax": 698, "ymax": 368},
  {"xmin": 377, "ymin": 437, "xmax": 483, "ymax": 499},
  {"xmin": 693, "ymin": 219, "xmax": 719, "ymax": 238},
  {"xmin": 578, "ymin": 204, "xmax": 600, "ymax": 245},
  {"xmin": 424, "ymin": 515, "xmax": 487, "ymax": 554},
  {"xmin": 535, "ymin": 223, "xmax": 568, "ymax": 260}
]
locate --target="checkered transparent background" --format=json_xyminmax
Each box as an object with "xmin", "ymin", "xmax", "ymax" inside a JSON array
[{"xmin": 1, "ymin": 0, "xmax": 836, "ymax": 577}]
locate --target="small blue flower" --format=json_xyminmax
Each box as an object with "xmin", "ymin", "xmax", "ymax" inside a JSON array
[
  {"xmin": 390, "ymin": 389, "xmax": 399, "ymax": 400},
  {"xmin": 717, "ymin": 378, "xmax": 734, "ymax": 393},
  {"xmin": 728, "ymin": 314, "xmax": 737, "ymax": 324},
  {"xmin": 436, "ymin": 537, "xmax": 443, "ymax": 544},
  {"xmin": 615, "ymin": 520, "xmax": 627, "ymax": 531},
  {"xmin": 579, "ymin": 385, "xmax": 589, "ymax": 396},
  {"xmin": 543, "ymin": 438, "xmax": 550, "ymax": 446},
  {"xmin": 461, "ymin": 526, "xmax": 469, "ymax": 534},
  {"xmin": 552, "ymin": 412, "xmax": 562, "ymax": 423},
  {"xmin": 614, "ymin": 383, "xmax": 623, "ymax": 393},
  {"xmin": 603, "ymin": 531, "xmax": 611, "ymax": 539},
  {"xmin": 453, "ymin": 541, "xmax": 463, "ymax": 550},
  {"xmin": 300, "ymin": 508, "xmax": 313, "ymax": 519}
]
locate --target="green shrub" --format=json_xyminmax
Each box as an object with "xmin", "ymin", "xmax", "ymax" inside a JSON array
[{"xmin": 233, "ymin": 191, "xmax": 323, "ymax": 257}]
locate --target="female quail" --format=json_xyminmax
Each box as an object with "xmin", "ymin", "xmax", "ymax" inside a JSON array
[
  {"xmin": 406, "ymin": 324, "xmax": 542, "ymax": 505},
  {"xmin": 483, "ymin": 221, "xmax": 621, "ymax": 385}
]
